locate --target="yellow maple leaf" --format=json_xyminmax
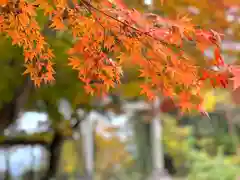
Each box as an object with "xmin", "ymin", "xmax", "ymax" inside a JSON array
[
  {"xmin": 23, "ymin": 64, "xmax": 36, "ymax": 76},
  {"xmin": 202, "ymin": 91, "xmax": 216, "ymax": 112}
]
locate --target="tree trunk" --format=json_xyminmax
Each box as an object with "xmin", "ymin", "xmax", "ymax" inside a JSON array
[
  {"xmin": 41, "ymin": 131, "xmax": 64, "ymax": 180},
  {"xmin": 0, "ymin": 76, "xmax": 33, "ymax": 133},
  {"xmin": 4, "ymin": 147, "xmax": 10, "ymax": 180}
]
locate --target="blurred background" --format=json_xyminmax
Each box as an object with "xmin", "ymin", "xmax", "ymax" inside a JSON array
[{"xmin": 0, "ymin": 0, "xmax": 240, "ymax": 179}]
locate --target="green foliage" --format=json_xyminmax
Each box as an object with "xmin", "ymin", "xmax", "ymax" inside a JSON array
[
  {"xmin": 188, "ymin": 148, "xmax": 240, "ymax": 180},
  {"xmin": 0, "ymin": 132, "xmax": 53, "ymax": 144},
  {"xmin": 58, "ymin": 139, "xmax": 85, "ymax": 178},
  {"xmin": 0, "ymin": 36, "xmax": 25, "ymax": 107},
  {"xmin": 179, "ymin": 111, "xmax": 239, "ymax": 155},
  {"xmin": 95, "ymin": 168, "xmax": 143, "ymax": 180},
  {"xmin": 162, "ymin": 114, "xmax": 192, "ymax": 172},
  {"xmin": 163, "ymin": 114, "xmax": 240, "ymax": 180},
  {"xmin": 196, "ymin": 135, "xmax": 237, "ymax": 156},
  {"xmin": 60, "ymin": 140, "xmax": 78, "ymax": 173}
]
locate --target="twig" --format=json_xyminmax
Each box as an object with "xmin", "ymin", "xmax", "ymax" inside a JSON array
[{"xmin": 80, "ymin": 0, "xmax": 179, "ymax": 49}]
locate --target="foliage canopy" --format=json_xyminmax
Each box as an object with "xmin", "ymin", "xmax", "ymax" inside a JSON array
[{"xmin": 0, "ymin": 0, "xmax": 239, "ymax": 113}]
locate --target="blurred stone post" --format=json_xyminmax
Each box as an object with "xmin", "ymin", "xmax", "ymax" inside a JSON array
[
  {"xmin": 151, "ymin": 98, "xmax": 164, "ymax": 171},
  {"xmin": 81, "ymin": 113, "xmax": 94, "ymax": 179},
  {"xmin": 150, "ymin": 98, "xmax": 172, "ymax": 180}
]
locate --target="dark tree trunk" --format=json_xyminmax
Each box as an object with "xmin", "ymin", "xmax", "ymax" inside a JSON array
[
  {"xmin": 41, "ymin": 131, "xmax": 64, "ymax": 180},
  {"xmin": 0, "ymin": 77, "xmax": 33, "ymax": 133},
  {"xmin": 4, "ymin": 147, "xmax": 10, "ymax": 180}
]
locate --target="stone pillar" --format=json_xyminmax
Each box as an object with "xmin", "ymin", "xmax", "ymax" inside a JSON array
[
  {"xmin": 151, "ymin": 112, "xmax": 164, "ymax": 171},
  {"xmin": 150, "ymin": 98, "xmax": 172, "ymax": 180},
  {"xmin": 80, "ymin": 113, "xmax": 94, "ymax": 179}
]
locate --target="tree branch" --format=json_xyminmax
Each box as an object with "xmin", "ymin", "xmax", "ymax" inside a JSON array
[
  {"xmin": 0, "ymin": 138, "xmax": 49, "ymax": 146},
  {"xmin": 80, "ymin": 0, "xmax": 177, "ymax": 48},
  {"xmin": 0, "ymin": 133, "xmax": 52, "ymax": 146}
]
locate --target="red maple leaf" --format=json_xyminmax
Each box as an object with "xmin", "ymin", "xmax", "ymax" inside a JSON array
[
  {"xmin": 215, "ymin": 73, "xmax": 229, "ymax": 88},
  {"xmin": 214, "ymin": 48, "xmax": 225, "ymax": 67}
]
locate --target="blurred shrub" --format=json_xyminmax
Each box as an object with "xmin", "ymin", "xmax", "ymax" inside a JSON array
[
  {"xmin": 94, "ymin": 127, "xmax": 134, "ymax": 180},
  {"xmin": 162, "ymin": 114, "xmax": 240, "ymax": 179},
  {"xmin": 162, "ymin": 114, "xmax": 192, "ymax": 175},
  {"xmin": 188, "ymin": 147, "xmax": 240, "ymax": 180},
  {"xmin": 195, "ymin": 134, "xmax": 237, "ymax": 156}
]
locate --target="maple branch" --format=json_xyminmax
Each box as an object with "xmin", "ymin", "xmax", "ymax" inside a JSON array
[
  {"xmin": 0, "ymin": 133, "xmax": 52, "ymax": 146},
  {"xmin": 80, "ymin": 0, "xmax": 179, "ymax": 50},
  {"xmin": 80, "ymin": 0, "xmax": 173, "ymax": 69},
  {"xmin": 81, "ymin": 1, "xmax": 107, "ymax": 46},
  {"xmin": 0, "ymin": 138, "xmax": 49, "ymax": 146},
  {"xmin": 79, "ymin": 1, "xmax": 177, "ymax": 94}
]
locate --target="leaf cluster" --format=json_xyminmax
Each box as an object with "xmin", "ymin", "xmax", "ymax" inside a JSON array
[{"xmin": 0, "ymin": 0, "xmax": 239, "ymax": 113}]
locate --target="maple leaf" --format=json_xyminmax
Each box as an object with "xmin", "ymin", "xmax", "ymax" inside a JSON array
[
  {"xmin": 199, "ymin": 69, "xmax": 211, "ymax": 81},
  {"xmin": 195, "ymin": 30, "xmax": 217, "ymax": 52},
  {"xmin": 18, "ymin": 13, "xmax": 30, "ymax": 27},
  {"xmin": 104, "ymin": 36, "xmax": 115, "ymax": 50},
  {"xmin": 162, "ymin": 86, "xmax": 174, "ymax": 97},
  {"xmin": 214, "ymin": 48, "xmax": 225, "ymax": 66},
  {"xmin": 43, "ymin": 72, "xmax": 55, "ymax": 83},
  {"xmin": 23, "ymin": 64, "xmax": 36, "ymax": 76},
  {"xmin": 149, "ymin": 28, "xmax": 170, "ymax": 41},
  {"xmin": 46, "ymin": 61, "xmax": 55, "ymax": 73},
  {"xmin": 68, "ymin": 57, "xmax": 81, "ymax": 70},
  {"xmin": 24, "ymin": 51, "xmax": 35, "ymax": 62},
  {"xmin": 177, "ymin": 91, "xmax": 193, "ymax": 112},
  {"xmin": 116, "ymin": 52, "xmax": 129, "ymax": 65},
  {"xmin": 215, "ymin": 73, "xmax": 229, "ymax": 88},
  {"xmin": 0, "ymin": 0, "xmax": 231, "ymax": 113},
  {"xmin": 0, "ymin": 0, "xmax": 8, "ymax": 6},
  {"xmin": 84, "ymin": 84, "xmax": 94, "ymax": 96},
  {"xmin": 49, "ymin": 16, "xmax": 65, "ymax": 30},
  {"xmin": 178, "ymin": 100, "xmax": 193, "ymax": 113},
  {"xmin": 140, "ymin": 84, "xmax": 155, "ymax": 100},
  {"xmin": 169, "ymin": 26, "xmax": 182, "ymax": 46}
]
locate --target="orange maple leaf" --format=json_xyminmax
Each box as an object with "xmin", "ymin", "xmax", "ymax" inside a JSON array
[
  {"xmin": 18, "ymin": 13, "xmax": 30, "ymax": 26},
  {"xmin": 49, "ymin": 16, "xmax": 65, "ymax": 30},
  {"xmin": 68, "ymin": 57, "xmax": 81, "ymax": 70},
  {"xmin": 140, "ymin": 84, "xmax": 155, "ymax": 100},
  {"xmin": 43, "ymin": 72, "xmax": 55, "ymax": 83},
  {"xmin": 0, "ymin": 0, "xmax": 8, "ymax": 6},
  {"xmin": 23, "ymin": 64, "xmax": 36, "ymax": 76},
  {"xmin": 84, "ymin": 84, "xmax": 94, "ymax": 96}
]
